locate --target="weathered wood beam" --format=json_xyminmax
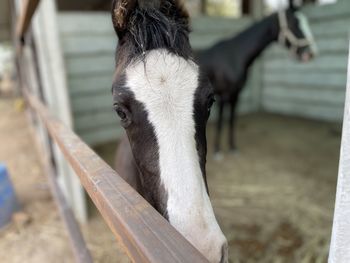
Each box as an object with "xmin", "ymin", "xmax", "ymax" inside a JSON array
[
  {"xmin": 328, "ymin": 43, "xmax": 350, "ymax": 263},
  {"xmin": 24, "ymin": 89, "xmax": 209, "ymax": 263},
  {"xmin": 16, "ymin": 0, "xmax": 40, "ymax": 43}
]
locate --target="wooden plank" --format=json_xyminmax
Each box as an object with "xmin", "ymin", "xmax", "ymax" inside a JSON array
[
  {"xmin": 191, "ymin": 33, "xmax": 240, "ymax": 50},
  {"xmin": 25, "ymin": 91, "xmax": 210, "ymax": 263},
  {"xmin": 262, "ymin": 86, "xmax": 346, "ymax": 106},
  {"xmin": 263, "ymin": 72, "xmax": 347, "ymax": 88},
  {"xmin": 31, "ymin": 0, "xmax": 87, "ymax": 222},
  {"xmin": 58, "ymin": 13, "xmax": 252, "ymax": 36},
  {"xmin": 60, "ymin": 29, "xmax": 246, "ymax": 56},
  {"xmin": 29, "ymin": 115, "xmax": 93, "ymax": 263},
  {"xmin": 191, "ymin": 17, "xmax": 252, "ymax": 50},
  {"xmin": 262, "ymin": 98, "xmax": 344, "ymax": 122},
  {"xmin": 65, "ymin": 54, "xmax": 114, "ymax": 77},
  {"xmin": 191, "ymin": 16, "xmax": 252, "ymax": 33},
  {"xmin": 58, "ymin": 12, "xmax": 113, "ymax": 35},
  {"xmin": 0, "ymin": 0, "xmax": 10, "ymax": 29},
  {"xmin": 237, "ymin": 99, "xmax": 256, "ymax": 114},
  {"xmin": 311, "ymin": 37, "xmax": 348, "ymax": 54},
  {"xmin": 328, "ymin": 42, "xmax": 350, "ymax": 263},
  {"xmin": 266, "ymin": 36, "xmax": 349, "ymax": 57},
  {"xmin": 16, "ymin": 0, "xmax": 40, "ymax": 41},
  {"xmin": 0, "ymin": 0, "xmax": 10, "ymax": 41},
  {"xmin": 57, "ymin": 12, "xmax": 257, "ymax": 145},
  {"xmin": 18, "ymin": 2, "xmax": 92, "ymax": 258},
  {"xmin": 0, "ymin": 29, "xmax": 10, "ymax": 42},
  {"xmin": 79, "ymin": 125, "xmax": 122, "ymax": 145},
  {"xmin": 60, "ymin": 34, "xmax": 116, "ymax": 56},
  {"xmin": 305, "ymin": 0, "xmax": 350, "ymax": 21},
  {"xmin": 68, "ymin": 74, "xmax": 113, "ymax": 96},
  {"xmin": 305, "ymin": 18, "xmax": 350, "ymax": 38},
  {"xmin": 248, "ymin": 0, "xmax": 264, "ymax": 111},
  {"xmin": 71, "ymin": 92, "xmax": 112, "ymax": 114},
  {"xmin": 58, "ymin": 13, "xmax": 253, "ymax": 52},
  {"xmin": 264, "ymin": 55, "xmax": 348, "ymax": 73},
  {"xmin": 74, "ymin": 110, "xmax": 117, "ymax": 132}
]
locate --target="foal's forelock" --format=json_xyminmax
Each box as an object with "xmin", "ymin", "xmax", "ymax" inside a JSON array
[{"xmin": 114, "ymin": 4, "xmax": 192, "ymax": 68}]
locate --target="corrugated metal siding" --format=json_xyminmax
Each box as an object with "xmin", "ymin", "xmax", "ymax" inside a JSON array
[
  {"xmin": 262, "ymin": 0, "xmax": 349, "ymax": 122},
  {"xmin": 57, "ymin": 13, "xmax": 254, "ymax": 145}
]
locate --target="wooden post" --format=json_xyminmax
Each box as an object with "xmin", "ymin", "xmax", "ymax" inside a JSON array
[
  {"xmin": 31, "ymin": 0, "xmax": 88, "ymax": 223},
  {"xmin": 16, "ymin": 0, "xmax": 40, "ymax": 42},
  {"xmin": 250, "ymin": 0, "xmax": 264, "ymax": 111},
  {"xmin": 328, "ymin": 43, "xmax": 350, "ymax": 263},
  {"xmin": 25, "ymin": 90, "xmax": 210, "ymax": 263}
]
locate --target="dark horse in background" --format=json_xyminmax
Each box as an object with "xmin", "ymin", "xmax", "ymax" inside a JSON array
[{"xmin": 197, "ymin": 0, "xmax": 317, "ymax": 157}]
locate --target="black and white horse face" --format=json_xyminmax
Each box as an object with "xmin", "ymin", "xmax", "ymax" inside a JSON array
[
  {"xmin": 113, "ymin": 49, "xmax": 227, "ymax": 263},
  {"xmin": 282, "ymin": 9, "xmax": 316, "ymax": 62},
  {"xmin": 111, "ymin": 1, "xmax": 227, "ymax": 262}
]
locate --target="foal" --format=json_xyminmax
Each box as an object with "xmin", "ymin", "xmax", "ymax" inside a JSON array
[
  {"xmin": 112, "ymin": 1, "xmax": 227, "ymax": 262},
  {"xmin": 197, "ymin": 1, "xmax": 317, "ymax": 155}
]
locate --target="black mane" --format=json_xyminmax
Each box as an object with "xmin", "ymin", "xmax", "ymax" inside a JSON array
[{"xmin": 116, "ymin": 6, "xmax": 192, "ymax": 68}]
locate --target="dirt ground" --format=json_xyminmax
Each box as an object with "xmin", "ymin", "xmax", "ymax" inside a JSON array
[
  {"xmin": 0, "ymin": 97, "xmax": 130, "ymax": 263},
  {"xmin": 204, "ymin": 114, "xmax": 340, "ymax": 263},
  {"xmin": 95, "ymin": 112, "xmax": 341, "ymax": 263},
  {"xmin": 0, "ymin": 95, "xmax": 340, "ymax": 263}
]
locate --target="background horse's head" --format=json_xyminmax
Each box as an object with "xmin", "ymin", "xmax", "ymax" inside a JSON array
[
  {"xmin": 278, "ymin": 0, "xmax": 317, "ymax": 62},
  {"xmin": 111, "ymin": 1, "xmax": 228, "ymax": 262}
]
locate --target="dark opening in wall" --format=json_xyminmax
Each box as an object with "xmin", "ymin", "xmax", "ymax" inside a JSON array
[
  {"xmin": 241, "ymin": 0, "xmax": 251, "ymax": 15},
  {"xmin": 56, "ymin": 0, "xmax": 111, "ymax": 11}
]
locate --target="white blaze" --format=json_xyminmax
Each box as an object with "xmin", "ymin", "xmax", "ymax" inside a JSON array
[{"xmin": 126, "ymin": 49, "xmax": 227, "ymax": 263}]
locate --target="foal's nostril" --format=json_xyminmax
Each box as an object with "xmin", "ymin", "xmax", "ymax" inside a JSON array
[{"xmin": 219, "ymin": 243, "xmax": 228, "ymax": 263}]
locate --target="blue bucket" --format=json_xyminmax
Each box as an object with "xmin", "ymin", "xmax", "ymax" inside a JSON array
[{"xmin": 0, "ymin": 164, "xmax": 19, "ymax": 228}]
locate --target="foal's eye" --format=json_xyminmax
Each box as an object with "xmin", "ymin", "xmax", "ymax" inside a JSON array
[
  {"xmin": 113, "ymin": 103, "xmax": 132, "ymax": 128},
  {"xmin": 114, "ymin": 104, "xmax": 127, "ymax": 120},
  {"xmin": 116, "ymin": 108, "xmax": 126, "ymax": 119}
]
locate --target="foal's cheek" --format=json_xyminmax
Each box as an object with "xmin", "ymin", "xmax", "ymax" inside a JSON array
[{"xmin": 126, "ymin": 130, "xmax": 159, "ymax": 175}]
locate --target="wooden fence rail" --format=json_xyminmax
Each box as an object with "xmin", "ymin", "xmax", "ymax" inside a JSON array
[
  {"xmin": 13, "ymin": 0, "xmax": 350, "ymax": 262},
  {"xmin": 328, "ymin": 43, "xmax": 350, "ymax": 263},
  {"xmin": 32, "ymin": 122, "xmax": 94, "ymax": 263},
  {"xmin": 16, "ymin": 0, "xmax": 40, "ymax": 43},
  {"xmin": 24, "ymin": 90, "xmax": 209, "ymax": 263},
  {"xmin": 14, "ymin": 1, "xmax": 209, "ymax": 262}
]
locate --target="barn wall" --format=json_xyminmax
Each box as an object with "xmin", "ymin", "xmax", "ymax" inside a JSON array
[
  {"xmin": 0, "ymin": 0, "xmax": 10, "ymax": 42},
  {"xmin": 262, "ymin": 0, "xmax": 349, "ymax": 122},
  {"xmin": 57, "ymin": 13, "xmax": 255, "ymax": 145}
]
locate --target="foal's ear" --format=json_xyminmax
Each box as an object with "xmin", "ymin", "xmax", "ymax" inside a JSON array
[{"xmin": 111, "ymin": 0, "xmax": 137, "ymax": 38}]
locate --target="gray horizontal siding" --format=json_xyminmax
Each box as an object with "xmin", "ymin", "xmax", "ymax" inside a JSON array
[
  {"xmin": 58, "ymin": 12, "xmax": 254, "ymax": 145},
  {"xmin": 262, "ymin": 0, "xmax": 349, "ymax": 122},
  {"xmin": 58, "ymin": 13, "xmax": 118, "ymax": 145}
]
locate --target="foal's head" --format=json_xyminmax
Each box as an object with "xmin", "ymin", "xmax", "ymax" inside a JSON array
[
  {"xmin": 111, "ymin": 1, "xmax": 227, "ymax": 262},
  {"xmin": 278, "ymin": 1, "xmax": 317, "ymax": 62}
]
